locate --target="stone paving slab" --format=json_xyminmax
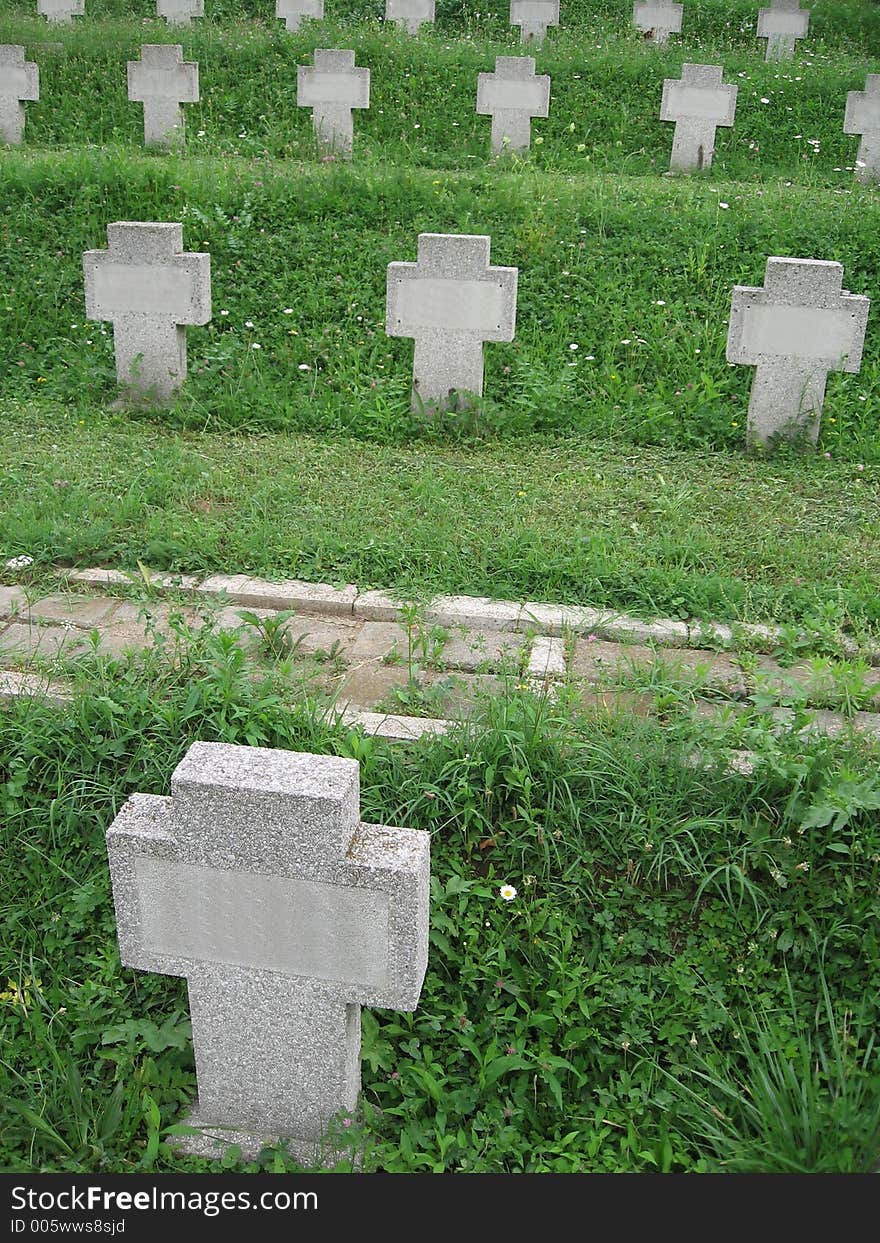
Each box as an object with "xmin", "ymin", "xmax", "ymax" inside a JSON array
[
  {"xmin": 338, "ymin": 708, "xmax": 451, "ymax": 741},
  {"xmin": 27, "ymin": 593, "xmax": 120, "ymax": 628},
  {"xmin": 0, "ymin": 621, "xmax": 88, "ymax": 660},
  {"xmin": 571, "ymin": 639, "xmax": 747, "ymax": 695},
  {"xmin": 0, "ymin": 669, "xmax": 72, "ymax": 704}
]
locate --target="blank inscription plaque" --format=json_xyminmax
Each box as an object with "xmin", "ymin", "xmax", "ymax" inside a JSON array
[
  {"xmin": 93, "ymin": 265, "xmax": 195, "ymax": 317},
  {"xmin": 395, "ymin": 278, "xmax": 505, "ymax": 331},
  {"xmin": 133, "ymin": 855, "xmax": 390, "ymax": 986},
  {"xmin": 742, "ymin": 305, "xmax": 855, "ymax": 361}
]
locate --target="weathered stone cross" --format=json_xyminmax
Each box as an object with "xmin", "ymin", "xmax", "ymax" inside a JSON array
[
  {"xmin": 477, "ymin": 56, "xmax": 550, "ymax": 154},
  {"xmin": 0, "ymin": 46, "xmax": 39, "ymax": 146},
  {"xmin": 128, "ymin": 45, "xmax": 199, "ymax": 149},
  {"xmin": 844, "ymin": 75, "xmax": 880, "ymax": 184},
  {"xmin": 659, "ymin": 63, "xmax": 737, "ymax": 172},
  {"xmin": 509, "ymin": 0, "xmax": 559, "ymax": 43},
  {"xmin": 726, "ymin": 257, "xmax": 870, "ymax": 447},
  {"xmin": 156, "ymin": 0, "xmax": 204, "ymax": 26},
  {"xmin": 757, "ymin": 0, "xmax": 809, "ymax": 61},
  {"xmin": 37, "ymin": 0, "xmax": 84, "ymax": 23},
  {"xmin": 106, "ymin": 742, "xmax": 430, "ymax": 1165},
  {"xmin": 83, "ymin": 222, "xmax": 211, "ymax": 403},
  {"xmin": 386, "ymin": 233, "xmax": 518, "ymax": 414},
  {"xmin": 632, "ymin": 0, "xmax": 683, "ymax": 44},
  {"xmin": 297, "ymin": 49, "xmax": 370, "ymax": 157},
  {"xmin": 386, "ymin": 0, "xmax": 435, "ymax": 34},
  {"xmin": 276, "ymin": 0, "xmax": 324, "ymax": 32}
]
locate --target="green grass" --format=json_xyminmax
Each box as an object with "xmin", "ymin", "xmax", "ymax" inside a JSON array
[
  {"xmin": 2, "ymin": 628, "xmax": 879, "ymax": 1172},
  {"xmin": 3, "ymin": 401, "xmax": 880, "ymax": 629}
]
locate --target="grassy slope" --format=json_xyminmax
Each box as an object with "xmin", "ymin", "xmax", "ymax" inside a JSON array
[{"xmin": 0, "ymin": 5, "xmax": 878, "ymax": 624}]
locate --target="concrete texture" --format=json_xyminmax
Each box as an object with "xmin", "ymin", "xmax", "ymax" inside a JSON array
[
  {"xmin": 660, "ymin": 64, "xmax": 736, "ymax": 172},
  {"xmin": 476, "ymin": 56, "xmax": 550, "ymax": 154},
  {"xmin": 386, "ymin": 233, "xmax": 518, "ymax": 413},
  {"xmin": 127, "ymin": 45, "xmax": 199, "ymax": 149},
  {"xmin": 426, "ymin": 594, "xmax": 522, "ymax": 631},
  {"xmin": 83, "ymin": 222, "xmax": 211, "ymax": 402},
  {"xmin": 297, "ymin": 49, "xmax": 369, "ymax": 158},
  {"xmin": 632, "ymin": 0, "xmax": 683, "ymax": 44},
  {"xmin": 38, "ymin": 0, "xmax": 84, "ymax": 22},
  {"xmin": 844, "ymin": 74, "xmax": 880, "ymax": 183},
  {"xmin": 276, "ymin": 0, "xmax": 324, "ymax": 31},
  {"xmin": 157, "ymin": 0, "xmax": 204, "ymax": 25},
  {"xmin": 339, "ymin": 708, "xmax": 451, "ymax": 740},
  {"xmin": 0, "ymin": 46, "xmax": 39, "ymax": 145},
  {"xmin": 200, "ymin": 573, "xmax": 357, "ymax": 615},
  {"xmin": 509, "ymin": 0, "xmax": 559, "ymax": 42},
  {"xmin": 106, "ymin": 743, "xmax": 430, "ymax": 1165},
  {"xmin": 726, "ymin": 257, "xmax": 870, "ymax": 447},
  {"xmin": 385, "ymin": 0, "xmax": 435, "ymax": 34},
  {"xmin": 757, "ymin": 0, "xmax": 809, "ymax": 60}
]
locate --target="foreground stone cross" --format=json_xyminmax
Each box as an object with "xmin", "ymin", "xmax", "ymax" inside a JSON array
[
  {"xmin": 276, "ymin": 0, "xmax": 324, "ymax": 31},
  {"xmin": 0, "ymin": 47, "xmax": 39, "ymax": 146},
  {"xmin": 106, "ymin": 742, "xmax": 430, "ymax": 1164},
  {"xmin": 509, "ymin": 0, "xmax": 559, "ymax": 43},
  {"xmin": 844, "ymin": 75, "xmax": 880, "ymax": 183},
  {"xmin": 476, "ymin": 56, "xmax": 550, "ymax": 154},
  {"xmin": 37, "ymin": 0, "xmax": 84, "ymax": 22},
  {"xmin": 726, "ymin": 257, "xmax": 870, "ymax": 447},
  {"xmin": 756, "ymin": 0, "xmax": 809, "ymax": 61},
  {"xmin": 632, "ymin": 0, "xmax": 683, "ymax": 44},
  {"xmin": 659, "ymin": 63, "xmax": 737, "ymax": 172},
  {"xmin": 157, "ymin": 0, "xmax": 204, "ymax": 25},
  {"xmin": 297, "ymin": 49, "xmax": 369, "ymax": 157},
  {"xmin": 386, "ymin": 233, "xmax": 518, "ymax": 413},
  {"xmin": 83, "ymin": 222, "xmax": 211, "ymax": 402},
  {"xmin": 128, "ymin": 45, "xmax": 199, "ymax": 149},
  {"xmin": 386, "ymin": 0, "xmax": 435, "ymax": 34}
]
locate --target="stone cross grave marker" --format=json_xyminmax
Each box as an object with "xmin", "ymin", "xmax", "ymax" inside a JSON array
[
  {"xmin": 726, "ymin": 257, "xmax": 870, "ymax": 447},
  {"xmin": 128, "ymin": 45, "xmax": 199, "ymax": 149},
  {"xmin": 276, "ymin": 0, "xmax": 324, "ymax": 32},
  {"xmin": 632, "ymin": 0, "xmax": 683, "ymax": 44},
  {"xmin": 659, "ymin": 63, "xmax": 737, "ymax": 172},
  {"xmin": 157, "ymin": 0, "xmax": 204, "ymax": 26},
  {"xmin": 756, "ymin": 0, "xmax": 809, "ymax": 61},
  {"xmin": 106, "ymin": 742, "xmax": 430, "ymax": 1164},
  {"xmin": 386, "ymin": 233, "xmax": 518, "ymax": 414},
  {"xmin": 476, "ymin": 56, "xmax": 550, "ymax": 154},
  {"xmin": 0, "ymin": 47, "xmax": 39, "ymax": 146},
  {"xmin": 297, "ymin": 49, "xmax": 369, "ymax": 157},
  {"xmin": 844, "ymin": 75, "xmax": 880, "ymax": 183},
  {"xmin": 509, "ymin": 0, "xmax": 559, "ymax": 43},
  {"xmin": 386, "ymin": 0, "xmax": 435, "ymax": 34},
  {"xmin": 83, "ymin": 222, "xmax": 211, "ymax": 402},
  {"xmin": 37, "ymin": 0, "xmax": 84, "ymax": 23}
]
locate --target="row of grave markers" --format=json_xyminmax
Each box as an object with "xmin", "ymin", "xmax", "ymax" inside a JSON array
[
  {"xmin": 80, "ymin": 220, "xmax": 871, "ymax": 449},
  {"xmin": 30, "ymin": 0, "xmax": 815, "ymax": 61},
  {"xmin": 3, "ymin": 42, "xmax": 878, "ymax": 177}
]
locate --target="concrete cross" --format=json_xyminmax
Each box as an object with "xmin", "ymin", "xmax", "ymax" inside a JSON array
[
  {"xmin": 509, "ymin": 0, "xmax": 559, "ymax": 43},
  {"xmin": 83, "ymin": 222, "xmax": 211, "ymax": 403},
  {"xmin": 726, "ymin": 257, "xmax": 870, "ymax": 447},
  {"xmin": 0, "ymin": 46, "xmax": 39, "ymax": 146},
  {"xmin": 632, "ymin": 0, "xmax": 683, "ymax": 44},
  {"xmin": 386, "ymin": 0, "xmax": 435, "ymax": 35},
  {"xmin": 297, "ymin": 49, "xmax": 370, "ymax": 157},
  {"xmin": 659, "ymin": 63, "xmax": 737, "ymax": 172},
  {"xmin": 386, "ymin": 233, "xmax": 518, "ymax": 414},
  {"xmin": 127, "ymin": 45, "xmax": 199, "ymax": 149},
  {"xmin": 106, "ymin": 742, "xmax": 430, "ymax": 1165},
  {"xmin": 276, "ymin": 0, "xmax": 324, "ymax": 32},
  {"xmin": 844, "ymin": 74, "xmax": 880, "ymax": 184},
  {"xmin": 756, "ymin": 0, "xmax": 809, "ymax": 61},
  {"xmin": 37, "ymin": 0, "xmax": 84, "ymax": 23},
  {"xmin": 476, "ymin": 56, "xmax": 550, "ymax": 154},
  {"xmin": 157, "ymin": 0, "xmax": 204, "ymax": 26}
]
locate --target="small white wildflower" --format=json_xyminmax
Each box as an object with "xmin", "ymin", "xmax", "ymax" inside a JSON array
[
  {"xmin": 284, "ymin": 308, "xmax": 294, "ymax": 314},
  {"xmin": 5, "ymin": 554, "xmax": 34, "ymax": 570},
  {"xmin": 569, "ymin": 343, "xmax": 578, "ymax": 351},
  {"xmin": 245, "ymin": 320, "xmax": 254, "ymax": 329},
  {"xmin": 220, "ymin": 309, "xmax": 229, "ymax": 316},
  {"xmin": 251, "ymin": 343, "xmax": 261, "ymax": 350},
  {"xmin": 499, "ymin": 884, "xmax": 517, "ymax": 901},
  {"xmin": 719, "ymin": 202, "xmax": 730, "ymax": 209},
  {"xmin": 298, "ymin": 363, "xmax": 311, "ymax": 371},
  {"xmin": 760, "ymin": 97, "xmax": 770, "ymax": 104},
  {"xmin": 654, "ymin": 299, "xmax": 666, "ymax": 306}
]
